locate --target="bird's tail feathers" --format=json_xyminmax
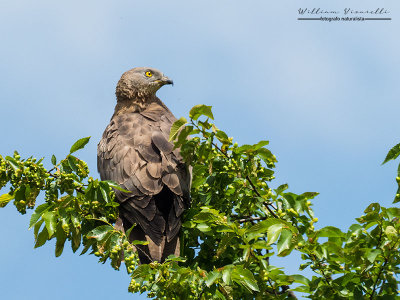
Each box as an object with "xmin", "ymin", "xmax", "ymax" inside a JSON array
[
  {"xmin": 121, "ymin": 219, "xmax": 179, "ymax": 264},
  {"xmin": 146, "ymin": 234, "xmax": 180, "ymax": 262}
]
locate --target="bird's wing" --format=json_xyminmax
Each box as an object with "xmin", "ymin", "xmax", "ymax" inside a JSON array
[{"xmin": 97, "ymin": 100, "xmax": 190, "ymax": 245}]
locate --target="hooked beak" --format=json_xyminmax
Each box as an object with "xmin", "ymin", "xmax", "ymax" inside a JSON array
[{"xmin": 161, "ymin": 76, "xmax": 174, "ymax": 86}]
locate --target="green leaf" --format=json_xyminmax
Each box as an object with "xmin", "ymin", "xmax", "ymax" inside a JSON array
[
  {"xmin": 125, "ymin": 223, "xmax": 136, "ymax": 239},
  {"xmin": 247, "ymin": 218, "xmax": 297, "ymax": 236},
  {"xmin": 232, "ymin": 266, "xmax": 260, "ymax": 292},
  {"xmin": 214, "ymin": 289, "xmax": 226, "ymax": 300},
  {"xmin": 164, "ymin": 256, "xmax": 186, "ymax": 263},
  {"xmin": 80, "ymin": 239, "xmax": 95, "ymax": 256},
  {"xmin": 316, "ymin": 226, "xmax": 345, "ymax": 238},
  {"xmin": 298, "ymin": 192, "xmax": 319, "ymax": 200},
  {"xmin": 247, "ymin": 219, "xmax": 298, "ymax": 249},
  {"xmin": 34, "ymin": 219, "xmax": 44, "ymax": 240},
  {"xmin": 99, "ymin": 182, "xmax": 111, "ymax": 203},
  {"xmin": 67, "ymin": 155, "xmax": 78, "ymax": 172},
  {"xmin": 102, "ymin": 180, "xmax": 130, "ymax": 193},
  {"xmin": 5, "ymin": 156, "xmax": 19, "ymax": 170},
  {"xmin": 43, "ymin": 211, "xmax": 57, "ymax": 237},
  {"xmin": 267, "ymin": 224, "xmax": 284, "ymax": 245},
  {"xmin": 69, "ymin": 137, "xmax": 91, "ymax": 154},
  {"xmin": 108, "ymin": 232, "xmax": 121, "ymax": 249},
  {"xmin": 277, "ymin": 229, "xmax": 293, "ymax": 256},
  {"xmin": 70, "ymin": 211, "xmax": 81, "ymax": 229},
  {"xmin": 386, "ymin": 207, "xmax": 400, "ymax": 220},
  {"xmin": 397, "ymin": 163, "xmax": 400, "ymax": 182},
  {"xmin": 132, "ymin": 264, "xmax": 151, "ymax": 279},
  {"xmin": 253, "ymin": 140, "xmax": 269, "ymax": 150},
  {"xmin": 291, "ymin": 286, "xmax": 310, "ymax": 293},
  {"xmin": 29, "ymin": 203, "xmax": 50, "ymax": 229},
  {"xmin": 251, "ymin": 240, "xmax": 271, "ymax": 250},
  {"xmin": 291, "ymin": 274, "xmax": 310, "ymax": 286},
  {"xmin": 35, "ymin": 227, "xmax": 49, "ymax": 248},
  {"xmin": 189, "ymin": 104, "xmax": 214, "ymax": 120},
  {"xmin": 196, "ymin": 223, "xmax": 211, "ymax": 232},
  {"xmin": 236, "ymin": 141, "xmax": 270, "ymax": 154},
  {"xmin": 275, "ymin": 184, "xmax": 289, "ymax": 195},
  {"xmin": 51, "ymin": 154, "xmax": 57, "ymax": 165},
  {"xmin": 0, "ymin": 193, "xmax": 14, "ymax": 208},
  {"xmin": 132, "ymin": 240, "xmax": 149, "ymax": 245},
  {"xmin": 169, "ymin": 117, "xmax": 188, "ymax": 141},
  {"xmin": 175, "ymin": 125, "xmax": 194, "ymax": 147},
  {"xmin": 215, "ymin": 130, "xmax": 230, "ymax": 144},
  {"xmin": 257, "ymin": 148, "xmax": 276, "ymax": 164},
  {"xmin": 366, "ymin": 248, "xmax": 381, "ymax": 263},
  {"xmin": 87, "ymin": 225, "xmax": 114, "ymax": 241},
  {"xmin": 235, "ymin": 144, "xmax": 253, "ymax": 152},
  {"xmin": 71, "ymin": 228, "xmax": 81, "ymax": 252},
  {"xmin": 364, "ymin": 202, "xmax": 380, "ymax": 213},
  {"xmin": 394, "ymin": 188, "xmax": 400, "ymax": 204},
  {"xmin": 55, "ymin": 223, "xmax": 67, "ymax": 257},
  {"xmin": 58, "ymin": 208, "xmax": 69, "ymax": 230},
  {"xmin": 382, "ymin": 142, "xmax": 400, "ymax": 164},
  {"xmin": 205, "ymin": 270, "xmax": 221, "ymax": 287},
  {"xmin": 222, "ymin": 266, "xmax": 233, "ymax": 285},
  {"xmin": 24, "ymin": 185, "xmax": 31, "ymax": 200}
]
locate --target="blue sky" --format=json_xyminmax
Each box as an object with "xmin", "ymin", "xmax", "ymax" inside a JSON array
[{"xmin": 1, "ymin": 1, "xmax": 399, "ymax": 299}]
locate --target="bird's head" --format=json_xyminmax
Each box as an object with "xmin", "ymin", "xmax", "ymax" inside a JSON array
[{"xmin": 116, "ymin": 67, "xmax": 173, "ymax": 101}]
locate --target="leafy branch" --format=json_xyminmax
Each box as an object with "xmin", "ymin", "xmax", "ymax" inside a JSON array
[{"xmin": 1, "ymin": 104, "xmax": 400, "ymax": 299}]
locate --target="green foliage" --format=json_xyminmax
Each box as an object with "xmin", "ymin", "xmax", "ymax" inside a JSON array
[
  {"xmin": 0, "ymin": 141, "xmax": 138, "ymax": 272},
  {"xmin": 382, "ymin": 143, "xmax": 400, "ymax": 204},
  {"xmin": 1, "ymin": 106, "xmax": 400, "ymax": 299},
  {"xmin": 69, "ymin": 136, "xmax": 91, "ymax": 154}
]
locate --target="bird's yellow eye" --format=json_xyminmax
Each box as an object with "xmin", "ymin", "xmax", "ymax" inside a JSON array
[{"xmin": 145, "ymin": 71, "xmax": 153, "ymax": 77}]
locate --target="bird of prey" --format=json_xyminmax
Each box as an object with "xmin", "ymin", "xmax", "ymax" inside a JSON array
[{"xmin": 97, "ymin": 67, "xmax": 191, "ymax": 264}]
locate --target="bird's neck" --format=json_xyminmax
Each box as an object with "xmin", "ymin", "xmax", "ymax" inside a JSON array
[{"xmin": 113, "ymin": 94, "xmax": 157, "ymax": 117}]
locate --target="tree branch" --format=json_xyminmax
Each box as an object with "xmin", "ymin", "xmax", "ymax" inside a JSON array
[
  {"xmin": 206, "ymin": 132, "xmax": 278, "ymax": 219},
  {"xmin": 310, "ymin": 254, "xmax": 333, "ymax": 289},
  {"xmin": 369, "ymin": 235, "xmax": 400, "ymax": 299},
  {"xmin": 245, "ymin": 175, "xmax": 278, "ymax": 218},
  {"xmin": 237, "ymin": 216, "xmax": 268, "ymax": 223}
]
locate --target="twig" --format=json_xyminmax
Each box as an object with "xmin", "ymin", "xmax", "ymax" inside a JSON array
[
  {"xmin": 237, "ymin": 216, "xmax": 268, "ymax": 223},
  {"xmin": 369, "ymin": 235, "xmax": 399, "ymax": 299},
  {"xmin": 211, "ymin": 141, "xmax": 230, "ymax": 160},
  {"xmin": 246, "ymin": 176, "xmax": 278, "ymax": 218},
  {"xmin": 134, "ymin": 246, "xmax": 154, "ymax": 264},
  {"xmin": 267, "ymin": 278, "xmax": 278, "ymax": 297},
  {"xmin": 197, "ymin": 283, "xmax": 206, "ymax": 300},
  {"xmin": 196, "ymin": 124, "xmax": 279, "ymax": 219},
  {"xmin": 370, "ymin": 259, "xmax": 388, "ymax": 299},
  {"xmin": 280, "ymin": 285, "xmax": 297, "ymax": 298},
  {"xmin": 310, "ymin": 254, "xmax": 332, "ymax": 288},
  {"xmin": 47, "ymin": 171, "xmax": 86, "ymax": 194}
]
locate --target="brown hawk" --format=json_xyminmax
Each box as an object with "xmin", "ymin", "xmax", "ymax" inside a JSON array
[{"xmin": 97, "ymin": 67, "xmax": 191, "ymax": 263}]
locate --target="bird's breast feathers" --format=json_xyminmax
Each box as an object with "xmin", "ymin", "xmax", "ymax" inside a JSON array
[{"xmin": 97, "ymin": 101, "xmax": 189, "ymax": 201}]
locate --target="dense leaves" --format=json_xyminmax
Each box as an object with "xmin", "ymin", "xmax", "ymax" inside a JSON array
[{"xmin": 1, "ymin": 106, "xmax": 400, "ymax": 299}]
